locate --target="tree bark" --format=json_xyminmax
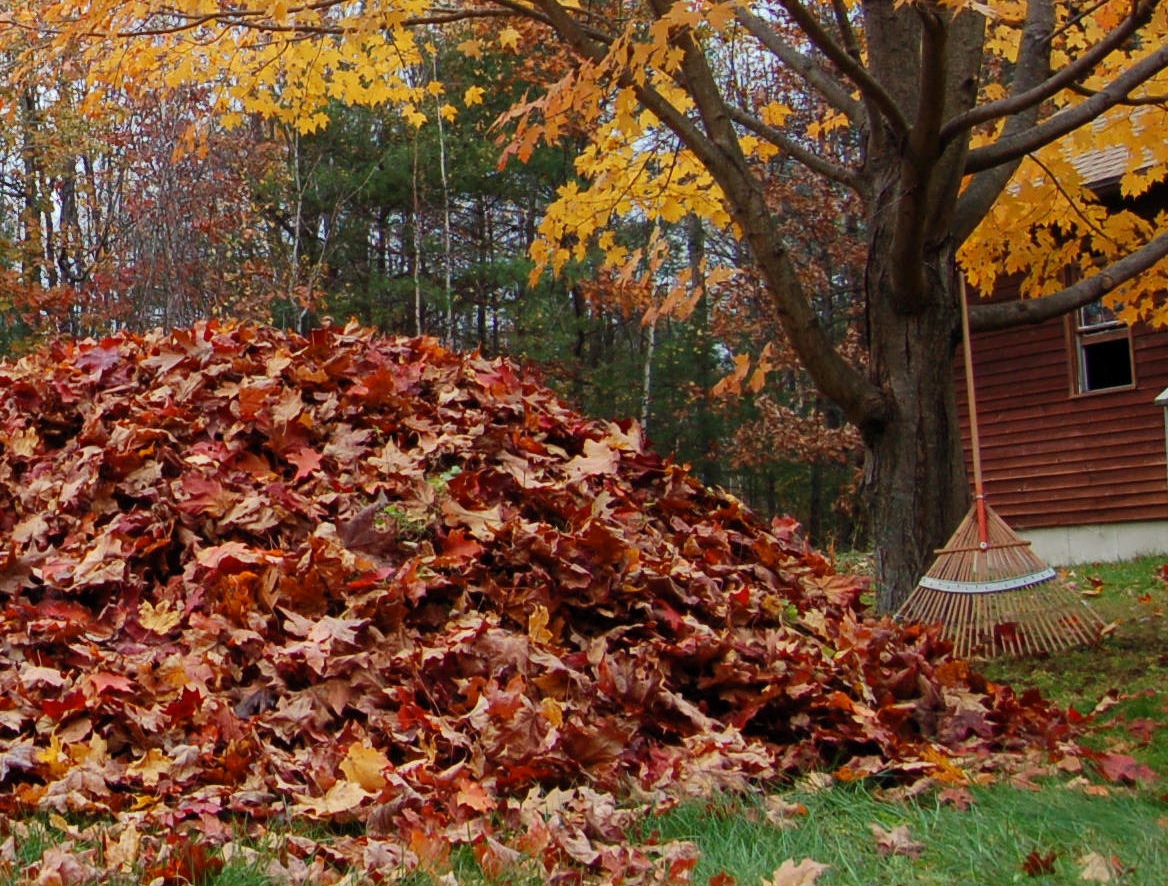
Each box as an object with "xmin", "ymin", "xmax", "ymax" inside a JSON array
[{"xmin": 860, "ymin": 249, "xmax": 970, "ymax": 610}]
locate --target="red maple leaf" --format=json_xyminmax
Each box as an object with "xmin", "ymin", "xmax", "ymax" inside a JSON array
[
  {"xmin": 1021, "ymin": 848, "xmax": 1057, "ymax": 876},
  {"xmin": 1095, "ymin": 752, "xmax": 1158, "ymax": 785},
  {"xmin": 164, "ymin": 687, "xmax": 204, "ymax": 723},
  {"xmin": 286, "ymin": 445, "xmax": 323, "ymax": 481},
  {"xmin": 40, "ymin": 689, "xmax": 87, "ymax": 720}
]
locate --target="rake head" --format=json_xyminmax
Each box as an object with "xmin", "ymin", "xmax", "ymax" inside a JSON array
[{"xmin": 897, "ymin": 504, "xmax": 1106, "ymax": 659}]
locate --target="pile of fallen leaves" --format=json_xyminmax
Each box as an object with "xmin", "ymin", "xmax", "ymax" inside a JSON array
[{"xmin": 0, "ymin": 322, "xmax": 1076, "ymax": 882}]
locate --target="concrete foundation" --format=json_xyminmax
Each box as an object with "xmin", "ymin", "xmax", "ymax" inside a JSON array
[{"xmin": 1022, "ymin": 521, "xmax": 1168, "ymax": 566}]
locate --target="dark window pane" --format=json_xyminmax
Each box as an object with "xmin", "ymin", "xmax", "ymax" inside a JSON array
[{"xmin": 1081, "ymin": 337, "xmax": 1133, "ymax": 391}]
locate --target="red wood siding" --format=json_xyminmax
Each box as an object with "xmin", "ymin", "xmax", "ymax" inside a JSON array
[{"xmin": 961, "ymin": 298, "xmax": 1168, "ymax": 530}]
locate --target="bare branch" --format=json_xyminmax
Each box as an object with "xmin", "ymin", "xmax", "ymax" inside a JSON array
[
  {"xmin": 968, "ymin": 227, "xmax": 1168, "ymax": 331},
  {"xmin": 1068, "ymin": 81, "xmax": 1168, "ymax": 105}
]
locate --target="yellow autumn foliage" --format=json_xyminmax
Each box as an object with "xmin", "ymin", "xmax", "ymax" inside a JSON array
[{"xmin": 2, "ymin": 0, "xmax": 1165, "ymax": 322}]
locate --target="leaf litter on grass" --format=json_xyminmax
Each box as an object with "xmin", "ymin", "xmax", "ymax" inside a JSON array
[{"xmin": 0, "ymin": 322, "xmax": 1088, "ymax": 883}]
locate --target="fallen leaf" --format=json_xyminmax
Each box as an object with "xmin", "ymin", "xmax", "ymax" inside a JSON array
[
  {"xmin": 1091, "ymin": 690, "xmax": 1122, "ymax": 716},
  {"xmin": 139, "ymin": 599, "xmax": 183, "ymax": 633},
  {"xmin": 1077, "ymin": 851, "xmax": 1115, "ymax": 882},
  {"xmin": 31, "ymin": 845, "xmax": 100, "ymax": 886},
  {"xmin": 763, "ymin": 857, "xmax": 829, "ymax": 885},
  {"xmin": 293, "ymin": 779, "xmax": 371, "ymax": 817},
  {"xmin": 340, "ymin": 743, "xmax": 389, "ymax": 792},
  {"xmin": 1095, "ymin": 752, "xmax": 1158, "ymax": 785},
  {"xmin": 1022, "ymin": 848, "xmax": 1057, "ymax": 876},
  {"xmin": 763, "ymin": 794, "xmax": 809, "ymax": 827},
  {"xmin": 871, "ymin": 823, "xmax": 924, "ymax": 858},
  {"xmin": 937, "ymin": 786, "xmax": 974, "ymax": 810}
]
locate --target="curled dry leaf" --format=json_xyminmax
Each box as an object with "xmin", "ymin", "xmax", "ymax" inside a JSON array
[
  {"xmin": 871, "ymin": 823, "xmax": 925, "ymax": 859},
  {"xmin": 1077, "ymin": 851, "xmax": 1118, "ymax": 882},
  {"xmin": 763, "ymin": 857, "xmax": 830, "ymax": 886}
]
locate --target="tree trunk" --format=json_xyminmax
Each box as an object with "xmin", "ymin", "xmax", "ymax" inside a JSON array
[{"xmin": 861, "ymin": 252, "xmax": 970, "ymax": 611}]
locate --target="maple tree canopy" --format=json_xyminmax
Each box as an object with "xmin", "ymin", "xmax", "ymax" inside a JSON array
[{"xmin": 0, "ymin": 323, "xmax": 1079, "ymax": 879}]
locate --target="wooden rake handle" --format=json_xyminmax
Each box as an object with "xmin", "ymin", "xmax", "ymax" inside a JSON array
[{"xmin": 959, "ymin": 277, "xmax": 990, "ymax": 550}]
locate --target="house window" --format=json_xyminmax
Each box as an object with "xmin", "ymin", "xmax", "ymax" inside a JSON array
[{"xmin": 1072, "ymin": 302, "xmax": 1134, "ymax": 394}]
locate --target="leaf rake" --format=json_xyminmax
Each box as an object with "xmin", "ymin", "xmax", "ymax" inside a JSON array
[{"xmin": 896, "ymin": 279, "xmax": 1106, "ymax": 658}]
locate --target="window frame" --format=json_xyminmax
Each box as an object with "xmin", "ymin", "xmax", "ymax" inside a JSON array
[{"xmin": 1068, "ymin": 302, "xmax": 1136, "ymax": 396}]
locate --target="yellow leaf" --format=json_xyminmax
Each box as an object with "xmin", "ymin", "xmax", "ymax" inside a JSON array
[
  {"xmin": 440, "ymin": 103, "xmax": 458, "ymax": 123},
  {"xmin": 403, "ymin": 105, "xmax": 427, "ymax": 128},
  {"xmin": 139, "ymin": 599, "xmax": 182, "ymax": 634},
  {"xmin": 463, "ymin": 84, "xmax": 486, "ymax": 107},
  {"xmin": 498, "ymin": 27, "xmax": 522, "ymax": 51},
  {"xmin": 36, "ymin": 733, "xmax": 70, "ymax": 779},
  {"xmin": 340, "ymin": 743, "xmax": 389, "ymax": 792},
  {"xmin": 704, "ymin": 1, "xmax": 737, "ymax": 30},
  {"xmin": 293, "ymin": 779, "xmax": 371, "ymax": 817},
  {"xmin": 528, "ymin": 605, "xmax": 553, "ymax": 644},
  {"xmin": 457, "ymin": 38, "xmax": 483, "ymax": 59},
  {"xmin": 761, "ymin": 101, "xmax": 792, "ymax": 127},
  {"xmin": 127, "ymin": 748, "xmax": 171, "ymax": 787},
  {"xmin": 541, "ymin": 696, "xmax": 564, "ymax": 727}
]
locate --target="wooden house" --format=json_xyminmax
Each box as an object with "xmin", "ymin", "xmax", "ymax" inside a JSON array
[
  {"xmin": 963, "ymin": 281, "xmax": 1168, "ymax": 565},
  {"xmin": 961, "ymin": 144, "xmax": 1168, "ymax": 566}
]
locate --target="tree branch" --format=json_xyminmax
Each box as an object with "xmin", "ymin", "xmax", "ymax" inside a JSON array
[
  {"xmin": 940, "ymin": 0, "xmax": 1158, "ymax": 146},
  {"xmin": 964, "ymin": 43, "xmax": 1168, "ymax": 174},
  {"xmin": 630, "ymin": 0, "xmax": 888, "ymax": 428},
  {"xmin": 888, "ymin": 6, "xmax": 947, "ymax": 308},
  {"xmin": 967, "ymin": 227, "xmax": 1168, "ymax": 331},
  {"xmin": 726, "ymin": 105, "xmax": 863, "ymax": 191},
  {"xmin": 732, "ymin": 6, "xmax": 863, "ymax": 124},
  {"xmin": 950, "ymin": 0, "xmax": 1054, "ymax": 241},
  {"xmin": 774, "ymin": 0, "xmax": 911, "ymax": 137}
]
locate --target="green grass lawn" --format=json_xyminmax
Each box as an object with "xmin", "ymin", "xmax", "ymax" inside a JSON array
[{"xmin": 3, "ymin": 557, "xmax": 1165, "ymax": 886}]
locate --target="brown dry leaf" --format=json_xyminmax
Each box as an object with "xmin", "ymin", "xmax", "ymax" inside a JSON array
[
  {"xmin": 1021, "ymin": 848, "xmax": 1057, "ymax": 876},
  {"xmin": 1077, "ymin": 851, "xmax": 1116, "ymax": 882},
  {"xmin": 103, "ymin": 822, "xmax": 143, "ymax": 872},
  {"xmin": 762, "ymin": 795, "xmax": 809, "ymax": 827},
  {"xmin": 1091, "ymin": 690, "xmax": 1122, "ymax": 716},
  {"xmin": 31, "ymin": 845, "xmax": 100, "ymax": 886},
  {"xmin": 871, "ymin": 823, "xmax": 925, "ymax": 858},
  {"xmin": 763, "ymin": 857, "xmax": 830, "ymax": 886},
  {"xmin": 937, "ymin": 786, "xmax": 974, "ymax": 810}
]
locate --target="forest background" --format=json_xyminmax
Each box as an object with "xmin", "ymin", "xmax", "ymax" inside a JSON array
[{"xmin": 0, "ymin": 33, "xmax": 862, "ymax": 549}]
